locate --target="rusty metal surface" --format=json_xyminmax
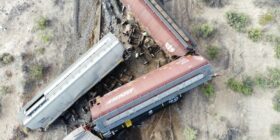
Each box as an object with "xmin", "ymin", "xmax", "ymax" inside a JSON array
[
  {"xmin": 91, "ymin": 55, "xmax": 208, "ymax": 119},
  {"xmin": 121, "ymin": 0, "xmax": 188, "ymax": 56}
]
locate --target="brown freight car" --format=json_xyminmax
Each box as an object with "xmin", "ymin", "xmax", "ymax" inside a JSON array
[
  {"xmin": 90, "ymin": 56, "xmax": 213, "ymax": 138},
  {"xmin": 121, "ymin": 0, "xmax": 195, "ymax": 56}
]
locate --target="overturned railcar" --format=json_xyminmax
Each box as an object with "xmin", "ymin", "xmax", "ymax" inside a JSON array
[
  {"xmin": 121, "ymin": 0, "xmax": 196, "ymax": 56},
  {"xmin": 90, "ymin": 55, "xmax": 213, "ymax": 138},
  {"xmin": 19, "ymin": 33, "xmax": 125, "ymax": 130}
]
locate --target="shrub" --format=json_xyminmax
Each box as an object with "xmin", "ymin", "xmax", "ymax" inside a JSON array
[
  {"xmin": 259, "ymin": 12, "xmax": 274, "ymax": 25},
  {"xmin": 271, "ymin": 124, "xmax": 280, "ymax": 138},
  {"xmin": 266, "ymin": 68, "xmax": 280, "ymax": 87},
  {"xmin": 184, "ymin": 126, "xmax": 197, "ymax": 140},
  {"xmin": 202, "ymin": 0, "xmax": 228, "ymax": 7},
  {"xmin": 0, "ymin": 53, "xmax": 14, "ymax": 65},
  {"xmin": 226, "ymin": 11, "xmax": 249, "ymax": 32},
  {"xmin": 37, "ymin": 17, "xmax": 49, "ymax": 30},
  {"xmin": 30, "ymin": 64, "xmax": 44, "ymax": 80},
  {"xmin": 275, "ymin": 44, "xmax": 280, "ymax": 59},
  {"xmin": 201, "ymin": 83, "xmax": 215, "ymax": 98},
  {"xmin": 273, "ymin": 91, "xmax": 280, "ymax": 112},
  {"xmin": 195, "ymin": 23, "xmax": 215, "ymax": 38},
  {"xmin": 248, "ymin": 28, "xmax": 262, "ymax": 42},
  {"xmin": 40, "ymin": 33, "xmax": 52, "ymax": 43},
  {"xmin": 0, "ymin": 86, "xmax": 12, "ymax": 95},
  {"xmin": 227, "ymin": 77, "xmax": 254, "ymax": 95},
  {"xmin": 35, "ymin": 47, "xmax": 45, "ymax": 54},
  {"xmin": 206, "ymin": 46, "xmax": 220, "ymax": 60},
  {"xmin": 264, "ymin": 34, "xmax": 280, "ymax": 44},
  {"xmin": 255, "ymin": 68, "xmax": 280, "ymax": 88}
]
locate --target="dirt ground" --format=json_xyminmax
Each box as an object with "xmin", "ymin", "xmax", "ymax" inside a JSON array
[{"xmin": 0, "ymin": 0, "xmax": 280, "ymax": 140}]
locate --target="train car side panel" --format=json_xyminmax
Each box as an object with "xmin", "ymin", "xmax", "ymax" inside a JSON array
[{"xmin": 93, "ymin": 64, "xmax": 212, "ymax": 134}]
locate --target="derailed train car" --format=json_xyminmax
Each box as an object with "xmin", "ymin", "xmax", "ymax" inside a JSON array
[
  {"xmin": 121, "ymin": 0, "xmax": 196, "ymax": 56},
  {"xmin": 19, "ymin": 33, "xmax": 125, "ymax": 130},
  {"xmin": 90, "ymin": 55, "xmax": 213, "ymax": 138}
]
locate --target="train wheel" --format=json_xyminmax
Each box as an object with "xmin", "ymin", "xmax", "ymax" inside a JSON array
[{"xmin": 168, "ymin": 96, "xmax": 179, "ymax": 104}]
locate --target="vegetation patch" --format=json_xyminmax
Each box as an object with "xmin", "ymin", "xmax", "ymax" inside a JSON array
[
  {"xmin": 273, "ymin": 91, "xmax": 280, "ymax": 112},
  {"xmin": 202, "ymin": 0, "xmax": 228, "ymax": 7},
  {"xmin": 275, "ymin": 44, "xmax": 280, "ymax": 59},
  {"xmin": 255, "ymin": 68, "xmax": 280, "ymax": 88},
  {"xmin": 227, "ymin": 77, "xmax": 254, "ymax": 95},
  {"xmin": 35, "ymin": 47, "xmax": 46, "ymax": 54},
  {"xmin": 0, "ymin": 53, "xmax": 14, "ymax": 65},
  {"xmin": 206, "ymin": 45, "xmax": 220, "ymax": 60},
  {"xmin": 29, "ymin": 64, "xmax": 44, "ymax": 80},
  {"xmin": 40, "ymin": 33, "xmax": 52, "ymax": 43},
  {"xmin": 0, "ymin": 86, "xmax": 12, "ymax": 95},
  {"xmin": 37, "ymin": 17, "xmax": 49, "ymax": 30},
  {"xmin": 195, "ymin": 23, "xmax": 215, "ymax": 38},
  {"xmin": 184, "ymin": 126, "xmax": 197, "ymax": 140},
  {"xmin": 271, "ymin": 124, "xmax": 280, "ymax": 138},
  {"xmin": 248, "ymin": 28, "xmax": 263, "ymax": 42},
  {"xmin": 226, "ymin": 11, "xmax": 249, "ymax": 32},
  {"xmin": 264, "ymin": 34, "xmax": 280, "ymax": 45},
  {"xmin": 259, "ymin": 12, "xmax": 275, "ymax": 25},
  {"xmin": 201, "ymin": 83, "xmax": 215, "ymax": 98}
]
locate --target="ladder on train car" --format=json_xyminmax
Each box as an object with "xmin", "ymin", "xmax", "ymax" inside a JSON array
[{"xmin": 144, "ymin": 0, "xmax": 196, "ymax": 48}]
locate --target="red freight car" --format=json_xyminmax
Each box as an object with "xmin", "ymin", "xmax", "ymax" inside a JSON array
[
  {"xmin": 121, "ymin": 0, "xmax": 194, "ymax": 56},
  {"xmin": 90, "ymin": 56, "xmax": 213, "ymax": 137}
]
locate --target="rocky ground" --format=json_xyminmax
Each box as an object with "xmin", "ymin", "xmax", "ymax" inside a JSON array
[{"xmin": 0, "ymin": 0, "xmax": 280, "ymax": 140}]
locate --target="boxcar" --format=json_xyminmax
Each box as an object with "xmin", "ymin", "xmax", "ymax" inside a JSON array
[
  {"xmin": 121, "ymin": 0, "xmax": 195, "ymax": 56},
  {"xmin": 90, "ymin": 55, "xmax": 213, "ymax": 138},
  {"xmin": 19, "ymin": 33, "xmax": 125, "ymax": 130}
]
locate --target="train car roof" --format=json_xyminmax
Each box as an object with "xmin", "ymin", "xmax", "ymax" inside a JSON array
[
  {"xmin": 121, "ymin": 0, "xmax": 191, "ymax": 56},
  {"xmin": 19, "ymin": 33, "xmax": 122, "ymax": 120},
  {"xmin": 91, "ymin": 55, "xmax": 209, "ymax": 119}
]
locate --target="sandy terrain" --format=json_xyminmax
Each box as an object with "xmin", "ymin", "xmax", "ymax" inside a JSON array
[
  {"xmin": 0, "ymin": 0, "xmax": 75, "ymax": 139},
  {"xmin": 0, "ymin": 0, "xmax": 280, "ymax": 140}
]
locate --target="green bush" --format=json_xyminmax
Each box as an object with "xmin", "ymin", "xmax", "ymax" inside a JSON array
[
  {"xmin": 37, "ymin": 17, "xmax": 48, "ymax": 30},
  {"xmin": 248, "ymin": 28, "xmax": 262, "ymax": 42},
  {"xmin": 195, "ymin": 23, "xmax": 215, "ymax": 38},
  {"xmin": 201, "ymin": 83, "xmax": 215, "ymax": 98},
  {"xmin": 275, "ymin": 44, "xmax": 280, "ymax": 59},
  {"xmin": 206, "ymin": 46, "xmax": 220, "ymax": 60},
  {"xmin": 226, "ymin": 11, "xmax": 249, "ymax": 32},
  {"xmin": 30, "ymin": 64, "xmax": 44, "ymax": 80},
  {"xmin": 227, "ymin": 77, "xmax": 254, "ymax": 95},
  {"xmin": 271, "ymin": 124, "xmax": 280, "ymax": 138},
  {"xmin": 0, "ymin": 53, "xmax": 14, "ymax": 65},
  {"xmin": 273, "ymin": 91, "xmax": 280, "ymax": 112},
  {"xmin": 259, "ymin": 12, "xmax": 274, "ymax": 25},
  {"xmin": 255, "ymin": 68, "xmax": 280, "ymax": 88}
]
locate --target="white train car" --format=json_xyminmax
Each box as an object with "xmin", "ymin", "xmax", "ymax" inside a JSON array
[{"xmin": 19, "ymin": 33, "xmax": 125, "ymax": 130}]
